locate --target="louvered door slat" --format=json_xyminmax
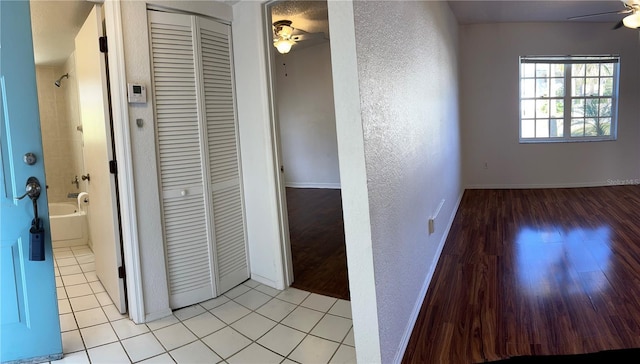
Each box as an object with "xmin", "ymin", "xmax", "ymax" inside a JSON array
[
  {"xmin": 149, "ymin": 10, "xmax": 214, "ymax": 309},
  {"xmin": 199, "ymin": 19, "xmax": 248, "ymax": 294},
  {"xmin": 211, "ymin": 186, "xmax": 245, "ymax": 286},
  {"xmin": 150, "ymin": 10, "xmax": 248, "ymax": 309}
]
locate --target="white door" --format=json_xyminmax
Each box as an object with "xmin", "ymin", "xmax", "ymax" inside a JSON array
[
  {"xmin": 199, "ymin": 16, "xmax": 250, "ymax": 294},
  {"xmin": 75, "ymin": 4, "xmax": 126, "ymax": 313},
  {"xmin": 149, "ymin": 11, "xmax": 214, "ymax": 308},
  {"xmin": 149, "ymin": 10, "xmax": 249, "ymax": 309}
]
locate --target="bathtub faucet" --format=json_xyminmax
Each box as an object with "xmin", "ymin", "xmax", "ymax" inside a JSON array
[{"xmin": 72, "ymin": 175, "xmax": 79, "ymax": 189}]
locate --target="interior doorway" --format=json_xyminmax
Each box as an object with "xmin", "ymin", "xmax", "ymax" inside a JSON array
[
  {"xmin": 265, "ymin": 0, "xmax": 350, "ymax": 300},
  {"xmin": 30, "ymin": 1, "xmax": 127, "ymax": 314}
]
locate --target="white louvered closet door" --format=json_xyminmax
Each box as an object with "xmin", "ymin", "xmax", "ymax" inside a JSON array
[
  {"xmin": 149, "ymin": 10, "xmax": 249, "ymax": 309},
  {"xmin": 197, "ymin": 17, "xmax": 249, "ymax": 294}
]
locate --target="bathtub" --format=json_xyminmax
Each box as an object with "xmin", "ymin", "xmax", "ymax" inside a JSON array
[{"xmin": 49, "ymin": 202, "xmax": 88, "ymax": 248}]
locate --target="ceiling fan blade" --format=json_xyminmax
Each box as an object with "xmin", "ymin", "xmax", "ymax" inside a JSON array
[
  {"xmin": 612, "ymin": 19, "xmax": 625, "ymax": 29},
  {"xmin": 567, "ymin": 9, "xmax": 632, "ymax": 20},
  {"xmin": 292, "ymin": 32, "xmax": 327, "ymax": 42},
  {"xmin": 290, "ymin": 26, "xmax": 329, "ymax": 41}
]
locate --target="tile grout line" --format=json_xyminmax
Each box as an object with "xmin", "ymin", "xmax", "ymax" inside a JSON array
[
  {"xmin": 55, "ymin": 247, "xmax": 354, "ymax": 364},
  {"xmin": 286, "ymin": 294, "xmax": 344, "ymax": 363},
  {"xmin": 247, "ymin": 287, "xmax": 347, "ymax": 361},
  {"xmin": 57, "ymin": 249, "xmax": 131, "ymax": 363},
  {"xmin": 74, "ymin": 249, "xmax": 135, "ymax": 364},
  {"xmin": 227, "ymin": 285, "xmax": 304, "ymax": 362}
]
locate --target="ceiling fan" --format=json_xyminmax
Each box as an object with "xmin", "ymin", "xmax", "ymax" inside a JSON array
[
  {"xmin": 272, "ymin": 19, "xmax": 327, "ymax": 54},
  {"xmin": 567, "ymin": 0, "xmax": 640, "ymax": 29}
]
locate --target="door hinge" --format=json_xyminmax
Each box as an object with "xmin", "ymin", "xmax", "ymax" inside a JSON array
[
  {"xmin": 118, "ymin": 265, "xmax": 126, "ymax": 279},
  {"xmin": 99, "ymin": 36, "xmax": 108, "ymax": 53},
  {"xmin": 109, "ymin": 160, "xmax": 117, "ymax": 174}
]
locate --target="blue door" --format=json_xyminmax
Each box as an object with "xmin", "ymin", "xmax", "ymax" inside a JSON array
[{"xmin": 0, "ymin": 1, "xmax": 63, "ymax": 362}]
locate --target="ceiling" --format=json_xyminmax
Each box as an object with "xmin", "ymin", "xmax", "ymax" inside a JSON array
[
  {"xmin": 30, "ymin": 0, "xmax": 94, "ymax": 66},
  {"xmin": 28, "ymin": 0, "xmax": 637, "ymax": 65},
  {"xmin": 270, "ymin": 1, "xmax": 330, "ymax": 51},
  {"xmin": 271, "ymin": 0, "xmax": 329, "ymax": 36},
  {"xmin": 448, "ymin": 0, "xmax": 635, "ymax": 24}
]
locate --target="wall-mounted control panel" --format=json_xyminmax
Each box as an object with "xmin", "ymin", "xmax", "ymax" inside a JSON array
[{"xmin": 127, "ymin": 83, "xmax": 147, "ymax": 104}]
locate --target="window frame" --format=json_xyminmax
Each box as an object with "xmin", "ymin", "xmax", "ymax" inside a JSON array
[{"xmin": 518, "ymin": 55, "xmax": 620, "ymax": 144}]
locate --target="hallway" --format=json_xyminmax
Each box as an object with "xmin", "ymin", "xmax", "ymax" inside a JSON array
[
  {"xmin": 51, "ymin": 246, "xmax": 355, "ymax": 363},
  {"xmin": 287, "ymin": 188, "xmax": 349, "ymax": 301}
]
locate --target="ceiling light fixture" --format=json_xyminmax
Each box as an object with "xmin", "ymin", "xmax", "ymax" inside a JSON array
[
  {"xmin": 273, "ymin": 20, "xmax": 296, "ymax": 54},
  {"xmin": 622, "ymin": 10, "xmax": 640, "ymax": 28}
]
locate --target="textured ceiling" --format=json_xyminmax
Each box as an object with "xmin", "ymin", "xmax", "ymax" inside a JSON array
[
  {"xmin": 270, "ymin": 1, "xmax": 329, "ymax": 37},
  {"xmin": 270, "ymin": 1, "xmax": 330, "ymax": 51},
  {"xmin": 448, "ymin": 0, "xmax": 637, "ymax": 24},
  {"xmin": 29, "ymin": 0, "xmax": 637, "ymax": 65}
]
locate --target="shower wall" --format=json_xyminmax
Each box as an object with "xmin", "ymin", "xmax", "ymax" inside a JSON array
[
  {"xmin": 63, "ymin": 53, "xmax": 87, "ymax": 195},
  {"xmin": 35, "ymin": 52, "xmax": 86, "ymax": 203}
]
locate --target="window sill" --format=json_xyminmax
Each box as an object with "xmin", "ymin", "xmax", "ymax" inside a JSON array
[{"xmin": 519, "ymin": 137, "xmax": 617, "ymax": 144}]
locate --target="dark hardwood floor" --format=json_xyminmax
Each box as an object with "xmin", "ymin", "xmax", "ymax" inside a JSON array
[
  {"xmin": 286, "ymin": 187, "xmax": 350, "ymax": 300},
  {"xmin": 403, "ymin": 186, "xmax": 640, "ymax": 363}
]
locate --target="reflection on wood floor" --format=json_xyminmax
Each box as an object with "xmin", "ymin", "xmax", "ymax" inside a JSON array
[
  {"xmin": 286, "ymin": 187, "xmax": 350, "ymax": 301},
  {"xmin": 403, "ymin": 186, "xmax": 640, "ymax": 363}
]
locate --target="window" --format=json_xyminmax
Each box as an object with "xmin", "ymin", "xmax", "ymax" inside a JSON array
[{"xmin": 519, "ymin": 55, "xmax": 620, "ymax": 142}]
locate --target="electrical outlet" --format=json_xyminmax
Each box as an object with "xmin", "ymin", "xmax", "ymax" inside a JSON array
[
  {"xmin": 483, "ymin": 162, "xmax": 488, "ymax": 169},
  {"xmin": 428, "ymin": 219, "xmax": 435, "ymax": 235}
]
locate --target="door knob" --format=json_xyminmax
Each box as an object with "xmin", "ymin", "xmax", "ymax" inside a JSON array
[{"xmin": 15, "ymin": 177, "xmax": 42, "ymax": 201}]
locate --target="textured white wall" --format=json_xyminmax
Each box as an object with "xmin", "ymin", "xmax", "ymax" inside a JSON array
[
  {"xmin": 232, "ymin": 1, "xmax": 288, "ymax": 289},
  {"xmin": 461, "ymin": 23, "xmax": 640, "ymax": 188},
  {"xmin": 326, "ymin": 1, "xmax": 381, "ymax": 361},
  {"xmin": 353, "ymin": 1, "xmax": 463, "ymax": 362},
  {"xmin": 275, "ymin": 42, "xmax": 341, "ymax": 189},
  {"xmin": 120, "ymin": 1, "xmax": 171, "ymax": 321}
]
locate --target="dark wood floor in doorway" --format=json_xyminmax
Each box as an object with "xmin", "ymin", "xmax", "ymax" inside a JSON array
[
  {"xmin": 403, "ymin": 186, "xmax": 640, "ymax": 363},
  {"xmin": 286, "ymin": 187, "xmax": 350, "ymax": 300}
]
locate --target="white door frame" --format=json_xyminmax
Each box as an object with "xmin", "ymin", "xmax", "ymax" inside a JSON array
[
  {"xmin": 103, "ymin": 0, "xmax": 144, "ymax": 324},
  {"xmin": 261, "ymin": 0, "xmax": 295, "ymax": 287}
]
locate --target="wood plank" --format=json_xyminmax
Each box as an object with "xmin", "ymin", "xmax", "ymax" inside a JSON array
[
  {"xmin": 403, "ymin": 186, "xmax": 640, "ymax": 363},
  {"xmin": 286, "ymin": 187, "xmax": 350, "ymax": 300}
]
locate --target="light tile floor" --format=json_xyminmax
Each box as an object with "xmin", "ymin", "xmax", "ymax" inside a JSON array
[{"xmin": 50, "ymin": 246, "xmax": 356, "ymax": 364}]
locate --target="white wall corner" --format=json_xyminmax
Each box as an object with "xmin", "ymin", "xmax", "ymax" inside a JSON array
[
  {"xmin": 327, "ymin": 0, "xmax": 382, "ymax": 363},
  {"xmin": 119, "ymin": 0, "xmax": 171, "ymax": 319},
  {"xmin": 231, "ymin": 0, "xmax": 287, "ymax": 291}
]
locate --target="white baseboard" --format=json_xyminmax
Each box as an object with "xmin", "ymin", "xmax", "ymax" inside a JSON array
[
  {"xmin": 52, "ymin": 238, "xmax": 88, "ymax": 249},
  {"xmin": 465, "ymin": 181, "xmax": 612, "ymax": 189},
  {"xmin": 250, "ymin": 273, "xmax": 284, "ymax": 290},
  {"xmin": 144, "ymin": 308, "xmax": 173, "ymax": 324},
  {"xmin": 285, "ymin": 182, "xmax": 341, "ymax": 189},
  {"xmin": 393, "ymin": 190, "xmax": 464, "ymax": 364}
]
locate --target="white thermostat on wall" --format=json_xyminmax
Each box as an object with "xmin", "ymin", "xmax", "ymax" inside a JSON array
[{"xmin": 127, "ymin": 83, "xmax": 147, "ymax": 104}]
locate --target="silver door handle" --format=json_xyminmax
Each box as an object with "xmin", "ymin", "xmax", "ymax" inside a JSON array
[{"xmin": 15, "ymin": 177, "xmax": 42, "ymax": 201}]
